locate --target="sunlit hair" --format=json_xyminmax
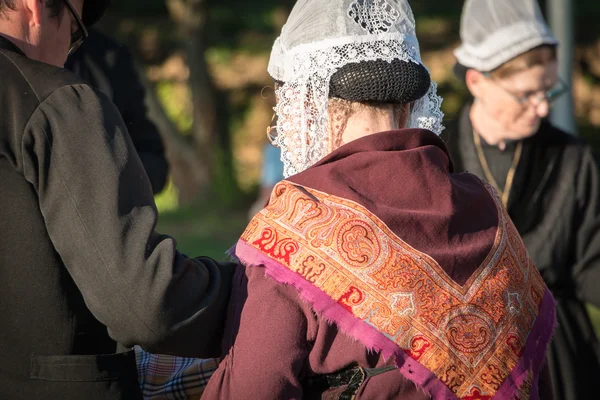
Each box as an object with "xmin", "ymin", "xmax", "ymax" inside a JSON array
[
  {"xmin": 328, "ymin": 98, "xmax": 408, "ymax": 124},
  {"xmin": 490, "ymin": 45, "xmax": 557, "ymax": 79},
  {"xmin": 274, "ymin": 81, "xmax": 408, "ymax": 127},
  {"xmin": 327, "ymin": 98, "xmax": 409, "ymax": 150},
  {"xmin": 273, "ymin": 81, "xmax": 409, "ymax": 151}
]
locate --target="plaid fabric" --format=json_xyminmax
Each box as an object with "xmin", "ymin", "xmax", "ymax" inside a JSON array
[{"xmin": 135, "ymin": 346, "xmax": 220, "ymax": 399}]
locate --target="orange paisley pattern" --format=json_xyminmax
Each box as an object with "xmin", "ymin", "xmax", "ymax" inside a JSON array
[{"xmin": 241, "ymin": 181, "xmax": 546, "ymax": 399}]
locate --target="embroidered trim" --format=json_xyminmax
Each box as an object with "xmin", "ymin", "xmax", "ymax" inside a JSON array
[{"xmin": 237, "ymin": 181, "xmax": 554, "ymax": 399}]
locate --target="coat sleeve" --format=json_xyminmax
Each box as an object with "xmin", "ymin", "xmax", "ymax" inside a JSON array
[
  {"xmin": 571, "ymin": 147, "xmax": 600, "ymax": 307},
  {"xmin": 18, "ymin": 83, "xmax": 233, "ymax": 358},
  {"xmin": 202, "ymin": 265, "xmax": 312, "ymax": 399}
]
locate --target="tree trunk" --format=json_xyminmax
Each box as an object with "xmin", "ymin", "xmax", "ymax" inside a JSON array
[
  {"xmin": 166, "ymin": 0, "xmax": 241, "ymax": 206},
  {"xmin": 186, "ymin": 23, "xmax": 216, "ymax": 178},
  {"xmin": 137, "ymin": 65, "xmax": 210, "ymax": 204}
]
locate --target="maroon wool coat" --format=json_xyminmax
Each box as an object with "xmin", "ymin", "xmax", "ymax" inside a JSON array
[{"xmin": 203, "ymin": 129, "xmax": 555, "ymax": 400}]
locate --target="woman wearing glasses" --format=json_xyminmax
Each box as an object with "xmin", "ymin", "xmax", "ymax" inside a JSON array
[{"xmin": 447, "ymin": 1, "xmax": 600, "ymax": 399}]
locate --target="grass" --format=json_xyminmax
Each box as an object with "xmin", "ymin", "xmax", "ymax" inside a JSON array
[{"xmin": 156, "ymin": 198, "xmax": 248, "ymax": 260}]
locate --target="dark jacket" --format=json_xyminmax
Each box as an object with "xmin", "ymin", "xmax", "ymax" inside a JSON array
[
  {"xmin": 0, "ymin": 36, "xmax": 233, "ymax": 399},
  {"xmin": 444, "ymin": 103, "xmax": 600, "ymax": 400},
  {"xmin": 65, "ymin": 29, "xmax": 168, "ymax": 194}
]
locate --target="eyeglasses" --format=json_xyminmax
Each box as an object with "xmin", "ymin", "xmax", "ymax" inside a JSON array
[
  {"xmin": 483, "ymin": 72, "xmax": 569, "ymax": 107},
  {"xmin": 63, "ymin": 0, "xmax": 88, "ymax": 55}
]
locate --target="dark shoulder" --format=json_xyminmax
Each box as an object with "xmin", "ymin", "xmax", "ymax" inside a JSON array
[
  {"xmin": 537, "ymin": 121, "xmax": 594, "ymax": 160},
  {"xmin": 85, "ymin": 29, "xmax": 125, "ymax": 53},
  {"xmin": 76, "ymin": 29, "xmax": 131, "ymax": 68},
  {"xmin": 0, "ymin": 48, "xmax": 107, "ymax": 149},
  {"xmin": 538, "ymin": 121, "xmax": 587, "ymax": 148},
  {"xmin": 1, "ymin": 49, "xmax": 88, "ymax": 104}
]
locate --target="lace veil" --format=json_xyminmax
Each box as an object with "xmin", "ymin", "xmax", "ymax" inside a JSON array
[{"xmin": 268, "ymin": 0, "xmax": 444, "ymax": 177}]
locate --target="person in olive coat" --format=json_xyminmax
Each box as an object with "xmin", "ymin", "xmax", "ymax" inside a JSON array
[{"xmin": 0, "ymin": 1, "xmax": 233, "ymax": 399}]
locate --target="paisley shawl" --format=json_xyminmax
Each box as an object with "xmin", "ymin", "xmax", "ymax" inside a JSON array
[{"xmin": 235, "ymin": 130, "xmax": 555, "ymax": 400}]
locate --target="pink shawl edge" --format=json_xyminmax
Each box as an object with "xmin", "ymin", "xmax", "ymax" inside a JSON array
[{"xmin": 233, "ymin": 240, "xmax": 556, "ymax": 400}]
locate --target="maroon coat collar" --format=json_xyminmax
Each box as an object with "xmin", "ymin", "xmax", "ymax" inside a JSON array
[{"xmin": 287, "ymin": 129, "xmax": 499, "ymax": 285}]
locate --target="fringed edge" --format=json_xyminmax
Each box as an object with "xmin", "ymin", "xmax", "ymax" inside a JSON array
[
  {"xmin": 492, "ymin": 289, "xmax": 557, "ymax": 400},
  {"xmin": 235, "ymin": 239, "xmax": 458, "ymax": 400},
  {"xmin": 234, "ymin": 239, "xmax": 558, "ymax": 400},
  {"xmin": 225, "ymin": 244, "xmax": 239, "ymax": 262}
]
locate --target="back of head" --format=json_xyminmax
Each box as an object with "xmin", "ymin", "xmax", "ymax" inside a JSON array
[
  {"xmin": 454, "ymin": 0, "xmax": 557, "ymax": 73},
  {"xmin": 0, "ymin": 0, "xmax": 111, "ymax": 66},
  {"xmin": 268, "ymin": 0, "xmax": 444, "ymax": 177}
]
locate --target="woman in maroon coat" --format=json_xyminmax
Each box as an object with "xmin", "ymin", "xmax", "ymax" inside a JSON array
[{"xmin": 203, "ymin": 0, "xmax": 556, "ymax": 398}]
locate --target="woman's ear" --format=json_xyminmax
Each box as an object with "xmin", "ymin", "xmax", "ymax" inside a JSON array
[{"xmin": 465, "ymin": 69, "xmax": 487, "ymax": 99}]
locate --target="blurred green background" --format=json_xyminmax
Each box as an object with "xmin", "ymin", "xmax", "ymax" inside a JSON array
[{"xmin": 94, "ymin": 0, "xmax": 600, "ymax": 332}]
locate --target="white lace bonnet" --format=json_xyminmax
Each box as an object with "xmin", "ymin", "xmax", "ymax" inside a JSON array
[
  {"xmin": 268, "ymin": 0, "xmax": 444, "ymax": 178},
  {"xmin": 454, "ymin": 0, "xmax": 558, "ymax": 72}
]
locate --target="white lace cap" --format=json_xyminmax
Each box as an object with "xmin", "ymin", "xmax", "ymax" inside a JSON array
[
  {"xmin": 268, "ymin": 0, "xmax": 444, "ymax": 178},
  {"xmin": 454, "ymin": 0, "xmax": 558, "ymax": 72}
]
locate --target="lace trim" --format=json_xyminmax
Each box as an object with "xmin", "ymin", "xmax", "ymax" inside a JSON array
[
  {"xmin": 273, "ymin": 36, "xmax": 444, "ymax": 178},
  {"xmin": 348, "ymin": 0, "xmax": 402, "ymax": 34}
]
